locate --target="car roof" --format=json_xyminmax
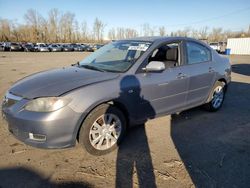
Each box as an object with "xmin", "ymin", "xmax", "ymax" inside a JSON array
[
  {"xmin": 120, "ymin": 36, "xmax": 211, "ymax": 49},
  {"xmin": 122, "ymin": 36, "xmax": 196, "ymax": 42}
]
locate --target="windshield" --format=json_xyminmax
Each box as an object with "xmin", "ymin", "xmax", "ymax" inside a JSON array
[{"xmin": 79, "ymin": 41, "xmax": 151, "ymax": 72}]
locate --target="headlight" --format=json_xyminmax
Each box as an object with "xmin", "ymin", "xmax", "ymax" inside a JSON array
[{"xmin": 24, "ymin": 97, "xmax": 71, "ymax": 112}]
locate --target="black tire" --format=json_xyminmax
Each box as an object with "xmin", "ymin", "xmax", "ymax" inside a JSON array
[
  {"xmin": 79, "ymin": 104, "xmax": 127, "ymax": 155},
  {"xmin": 204, "ymin": 81, "xmax": 226, "ymax": 112}
]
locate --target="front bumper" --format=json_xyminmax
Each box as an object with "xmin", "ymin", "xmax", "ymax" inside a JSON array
[
  {"xmin": 11, "ymin": 47, "xmax": 22, "ymax": 51},
  {"xmin": 2, "ymin": 99, "xmax": 83, "ymax": 149},
  {"xmin": 51, "ymin": 48, "xmax": 61, "ymax": 52},
  {"xmin": 63, "ymin": 49, "xmax": 72, "ymax": 51},
  {"xmin": 40, "ymin": 48, "xmax": 49, "ymax": 52}
]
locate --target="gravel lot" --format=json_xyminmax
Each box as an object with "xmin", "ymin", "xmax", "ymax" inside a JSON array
[{"xmin": 0, "ymin": 52, "xmax": 249, "ymax": 188}]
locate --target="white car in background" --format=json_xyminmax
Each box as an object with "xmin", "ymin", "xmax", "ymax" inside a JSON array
[
  {"xmin": 34, "ymin": 44, "xmax": 50, "ymax": 52},
  {"xmin": 209, "ymin": 42, "xmax": 220, "ymax": 52}
]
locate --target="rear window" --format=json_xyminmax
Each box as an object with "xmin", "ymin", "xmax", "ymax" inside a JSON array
[{"xmin": 187, "ymin": 42, "xmax": 211, "ymax": 64}]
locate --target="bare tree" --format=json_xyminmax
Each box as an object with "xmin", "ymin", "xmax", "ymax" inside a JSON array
[
  {"xmin": 209, "ymin": 27, "xmax": 223, "ymax": 42},
  {"xmin": 247, "ymin": 24, "xmax": 250, "ymax": 37},
  {"xmin": 48, "ymin": 9, "xmax": 60, "ymax": 42},
  {"xmin": 141, "ymin": 23, "xmax": 154, "ymax": 36},
  {"xmin": 73, "ymin": 20, "xmax": 81, "ymax": 42},
  {"xmin": 11, "ymin": 21, "xmax": 21, "ymax": 41},
  {"xmin": 0, "ymin": 19, "xmax": 12, "ymax": 41},
  {"xmin": 125, "ymin": 28, "xmax": 138, "ymax": 38},
  {"xmin": 59, "ymin": 12, "xmax": 75, "ymax": 42},
  {"xmin": 199, "ymin": 26, "xmax": 209, "ymax": 39},
  {"xmin": 17, "ymin": 25, "xmax": 30, "ymax": 42},
  {"xmin": 108, "ymin": 28, "xmax": 116, "ymax": 40},
  {"xmin": 81, "ymin": 21, "xmax": 89, "ymax": 41},
  {"xmin": 24, "ymin": 9, "xmax": 44, "ymax": 42},
  {"xmin": 172, "ymin": 27, "xmax": 192, "ymax": 37},
  {"xmin": 93, "ymin": 17, "xmax": 105, "ymax": 42},
  {"xmin": 191, "ymin": 29, "xmax": 199, "ymax": 39},
  {"xmin": 1, "ymin": 8, "xmax": 249, "ymax": 43},
  {"xmin": 159, "ymin": 26, "xmax": 166, "ymax": 36},
  {"xmin": 39, "ymin": 16, "xmax": 48, "ymax": 42},
  {"xmin": 116, "ymin": 27, "xmax": 125, "ymax": 39}
]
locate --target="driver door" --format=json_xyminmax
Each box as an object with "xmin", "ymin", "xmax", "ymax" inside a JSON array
[{"xmin": 136, "ymin": 41, "xmax": 189, "ymax": 118}]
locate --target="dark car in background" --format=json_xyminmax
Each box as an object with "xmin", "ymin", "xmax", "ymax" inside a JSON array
[
  {"xmin": 71, "ymin": 44, "xmax": 85, "ymax": 51},
  {"xmin": 62, "ymin": 44, "xmax": 74, "ymax": 52},
  {"xmin": 0, "ymin": 42, "xmax": 5, "ymax": 51},
  {"xmin": 22, "ymin": 44, "xmax": 35, "ymax": 52},
  {"xmin": 3, "ymin": 42, "xmax": 11, "ymax": 51},
  {"xmin": 2, "ymin": 37, "xmax": 231, "ymax": 155},
  {"xmin": 9, "ymin": 42, "xmax": 23, "ymax": 51}
]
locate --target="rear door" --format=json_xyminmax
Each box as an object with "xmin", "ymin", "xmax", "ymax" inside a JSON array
[{"xmin": 184, "ymin": 41, "xmax": 216, "ymax": 107}]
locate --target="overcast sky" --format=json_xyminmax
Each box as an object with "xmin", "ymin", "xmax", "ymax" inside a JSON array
[{"xmin": 0, "ymin": 0, "xmax": 250, "ymax": 35}]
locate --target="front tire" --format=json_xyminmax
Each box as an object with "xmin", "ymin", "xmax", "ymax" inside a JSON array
[
  {"xmin": 204, "ymin": 81, "xmax": 226, "ymax": 112},
  {"xmin": 79, "ymin": 104, "xmax": 126, "ymax": 155}
]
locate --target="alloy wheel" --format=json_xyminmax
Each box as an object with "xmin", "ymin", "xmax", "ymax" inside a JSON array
[
  {"xmin": 211, "ymin": 85, "xmax": 224, "ymax": 109},
  {"xmin": 89, "ymin": 113, "xmax": 122, "ymax": 150}
]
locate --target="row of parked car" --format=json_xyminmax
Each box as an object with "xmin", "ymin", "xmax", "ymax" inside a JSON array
[{"xmin": 0, "ymin": 42, "xmax": 104, "ymax": 52}]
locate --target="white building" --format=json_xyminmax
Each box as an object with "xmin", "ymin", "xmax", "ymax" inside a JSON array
[{"xmin": 227, "ymin": 38, "xmax": 250, "ymax": 55}]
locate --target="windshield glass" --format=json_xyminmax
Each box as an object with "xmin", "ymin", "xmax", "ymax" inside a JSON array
[{"xmin": 79, "ymin": 41, "xmax": 151, "ymax": 72}]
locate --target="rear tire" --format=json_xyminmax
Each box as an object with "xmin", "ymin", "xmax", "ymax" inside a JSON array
[
  {"xmin": 79, "ymin": 104, "xmax": 126, "ymax": 155},
  {"xmin": 204, "ymin": 81, "xmax": 226, "ymax": 112}
]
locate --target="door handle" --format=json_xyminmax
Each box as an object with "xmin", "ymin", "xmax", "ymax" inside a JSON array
[
  {"xmin": 209, "ymin": 67, "xmax": 215, "ymax": 73},
  {"xmin": 176, "ymin": 73, "xmax": 187, "ymax": 79}
]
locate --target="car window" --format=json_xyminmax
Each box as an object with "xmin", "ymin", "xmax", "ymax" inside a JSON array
[
  {"xmin": 80, "ymin": 41, "xmax": 151, "ymax": 72},
  {"xmin": 148, "ymin": 42, "xmax": 180, "ymax": 68},
  {"xmin": 187, "ymin": 42, "xmax": 211, "ymax": 64}
]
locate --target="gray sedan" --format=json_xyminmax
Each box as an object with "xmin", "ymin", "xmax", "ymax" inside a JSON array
[
  {"xmin": 2, "ymin": 37, "xmax": 231, "ymax": 155},
  {"xmin": 48, "ymin": 44, "xmax": 62, "ymax": 52}
]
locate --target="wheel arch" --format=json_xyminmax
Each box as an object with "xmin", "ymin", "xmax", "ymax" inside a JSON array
[
  {"xmin": 75, "ymin": 99, "xmax": 130, "ymax": 142},
  {"xmin": 218, "ymin": 78, "xmax": 228, "ymax": 91},
  {"xmin": 206, "ymin": 78, "xmax": 227, "ymax": 103}
]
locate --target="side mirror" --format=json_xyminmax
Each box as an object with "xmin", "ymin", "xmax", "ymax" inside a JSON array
[{"xmin": 142, "ymin": 61, "xmax": 165, "ymax": 72}]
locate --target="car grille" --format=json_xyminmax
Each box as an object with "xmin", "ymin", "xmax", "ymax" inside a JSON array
[{"xmin": 2, "ymin": 92, "xmax": 22, "ymax": 108}]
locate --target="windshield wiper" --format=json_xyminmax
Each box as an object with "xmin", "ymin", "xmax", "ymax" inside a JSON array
[
  {"xmin": 71, "ymin": 61, "xmax": 80, "ymax": 67},
  {"xmin": 80, "ymin": 64, "xmax": 106, "ymax": 72}
]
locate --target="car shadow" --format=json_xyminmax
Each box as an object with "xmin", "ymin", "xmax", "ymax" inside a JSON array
[
  {"xmin": 114, "ymin": 78, "xmax": 250, "ymax": 187},
  {"xmin": 114, "ymin": 75, "xmax": 157, "ymax": 188},
  {"xmin": 232, "ymin": 64, "xmax": 250, "ymax": 76},
  {"xmin": 0, "ymin": 167, "xmax": 92, "ymax": 188},
  {"xmin": 171, "ymin": 81, "xmax": 250, "ymax": 187},
  {"xmin": 115, "ymin": 125, "xmax": 156, "ymax": 188}
]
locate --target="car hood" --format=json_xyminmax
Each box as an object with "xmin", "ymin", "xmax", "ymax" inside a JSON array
[{"xmin": 9, "ymin": 66, "xmax": 119, "ymax": 99}]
